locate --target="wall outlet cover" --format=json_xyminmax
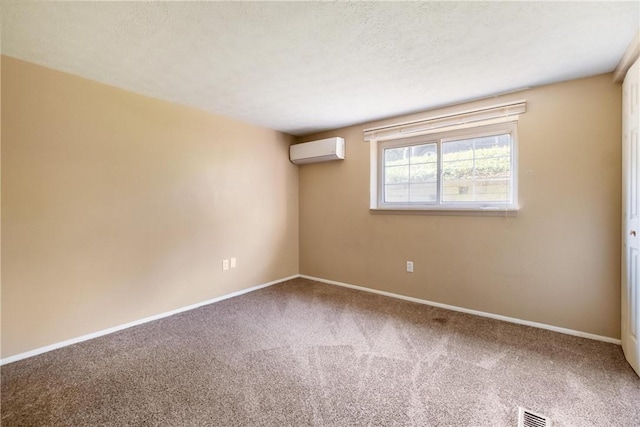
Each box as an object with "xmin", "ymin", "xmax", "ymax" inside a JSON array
[{"xmin": 407, "ymin": 261, "xmax": 414, "ymax": 273}]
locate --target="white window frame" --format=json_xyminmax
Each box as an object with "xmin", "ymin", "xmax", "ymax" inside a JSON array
[
  {"xmin": 367, "ymin": 108, "xmax": 522, "ymax": 213},
  {"xmin": 375, "ymin": 122, "xmax": 518, "ymax": 211}
]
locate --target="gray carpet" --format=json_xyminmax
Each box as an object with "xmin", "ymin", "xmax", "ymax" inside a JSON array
[{"xmin": 2, "ymin": 278, "xmax": 639, "ymax": 426}]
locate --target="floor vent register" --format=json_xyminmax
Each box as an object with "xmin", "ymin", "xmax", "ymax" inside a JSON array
[{"xmin": 518, "ymin": 407, "xmax": 552, "ymax": 427}]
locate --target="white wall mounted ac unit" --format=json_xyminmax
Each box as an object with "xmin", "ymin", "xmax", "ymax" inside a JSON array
[{"xmin": 290, "ymin": 137, "xmax": 345, "ymax": 165}]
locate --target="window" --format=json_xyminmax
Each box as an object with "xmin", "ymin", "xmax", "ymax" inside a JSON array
[{"xmin": 376, "ymin": 122, "xmax": 518, "ymax": 211}]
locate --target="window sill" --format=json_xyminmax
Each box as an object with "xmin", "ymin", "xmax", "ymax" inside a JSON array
[{"xmin": 370, "ymin": 207, "xmax": 518, "ymax": 217}]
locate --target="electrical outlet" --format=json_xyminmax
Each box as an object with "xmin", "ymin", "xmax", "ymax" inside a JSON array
[
  {"xmin": 230, "ymin": 258, "xmax": 237, "ymax": 268},
  {"xmin": 222, "ymin": 259, "xmax": 229, "ymax": 271},
  {"xmin": 406, "ymin": 261, "xmax": 414, "ymax": 273}
]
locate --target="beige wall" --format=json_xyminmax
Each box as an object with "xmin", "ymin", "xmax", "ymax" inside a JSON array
[
  {"xmin": 0, "ymin": 56, "xmax": 623, "ymax": 359},
  {"xmin": 298, "ymin": 74, "xmax": 622, "ymax": 339},
  {"xmin": 1, "ymin": 56, "xmax": 299, "ymax": 358}
]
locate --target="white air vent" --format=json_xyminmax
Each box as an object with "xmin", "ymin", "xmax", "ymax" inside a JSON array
[
  {"xmin": 518, "ymin": 407, "xmax": 551, "ymax": 427},
  {"xmin": 289, "ymin": 137, "xmax": 345, "ymax": 164}
]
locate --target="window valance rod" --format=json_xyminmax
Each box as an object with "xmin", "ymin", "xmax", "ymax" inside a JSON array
[{"xmin": 363, "ymin": 100, "xmax": 526, "ymax": 142}]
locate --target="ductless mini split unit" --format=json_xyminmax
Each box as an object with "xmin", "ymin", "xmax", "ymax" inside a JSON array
[{"xmin": 289, "ymin": 137, "xmax": 345, "ymax": 165}]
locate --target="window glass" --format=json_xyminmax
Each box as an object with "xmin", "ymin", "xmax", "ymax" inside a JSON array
[
  {"xmin": 442, "ymin": 134, "xmax": 511, "ymax": 203},
  {"xmin": 383, "ymin": 143, "xmax": 437, "ymax": 203}
]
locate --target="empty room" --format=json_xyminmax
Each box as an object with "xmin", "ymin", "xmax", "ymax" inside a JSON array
[{"xmin": 1, "ymin": 1, "xmax": 640, "ymax": 426}]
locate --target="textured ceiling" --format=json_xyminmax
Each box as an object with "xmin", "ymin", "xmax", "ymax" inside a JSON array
[{"xmin": 2, "ymin": 1, "xmax": 638, "ymax": 135}]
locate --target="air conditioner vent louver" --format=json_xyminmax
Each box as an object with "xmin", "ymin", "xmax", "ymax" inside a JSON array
[{"xmin": 518, "ymin": 407, "xmax": 551, "ymax": 427}]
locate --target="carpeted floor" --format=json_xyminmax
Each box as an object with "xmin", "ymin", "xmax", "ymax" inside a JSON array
[{"xmin": 2, "ymin": 277, "xmax": 639, "ymax": 426}]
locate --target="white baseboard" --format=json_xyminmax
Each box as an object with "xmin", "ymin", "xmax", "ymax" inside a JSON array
[
  {"xmin": 0, "ymin": 275, "xmax": 299, "ymax": 366},
  {"xmin": 2, "ymin": 273, "xmax": 620, "ymax": 366},
  {"xmin": 299, "ymin": 274, "xmax": 621, "ymax": 345}
]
